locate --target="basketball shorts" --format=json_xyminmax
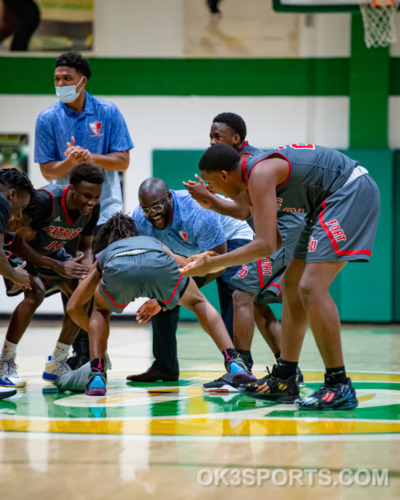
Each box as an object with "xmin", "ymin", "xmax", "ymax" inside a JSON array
[
  {"xmin": 98, "ymin": 250, "xmax": 189, "ymax": 314},
  {"xmin": 294, "ymin": 171, "xmax": 380, "ymax": 262}
]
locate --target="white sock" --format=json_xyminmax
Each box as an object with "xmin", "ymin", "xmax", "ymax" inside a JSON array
[
  {"xmin": 2, "ymin": 340, "xmax": 18, "ymax": 361},
  {"xmin": 52, "ymin": 341, "xmax": 70, "ymax": 362}
]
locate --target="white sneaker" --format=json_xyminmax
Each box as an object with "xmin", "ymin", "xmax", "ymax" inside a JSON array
[
  {"xmin": 0, "ymin": 357, "xmax": 26, "ymax": 388},
  {"xmin": 0, "ymin": 386, "xmax": 17, "ymax": 399},
  {"xmin": 42, "ymin": 355, "xmax": 72, "ymax": 382}
]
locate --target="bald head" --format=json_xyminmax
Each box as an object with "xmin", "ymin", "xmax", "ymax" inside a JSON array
[
  {"xmin": 138, "ymin": 177, "xmax": 173, "ymax": 230},
  {"xmin": 139, "ymin": 177, "xmax": 169, "ymax": 200}
]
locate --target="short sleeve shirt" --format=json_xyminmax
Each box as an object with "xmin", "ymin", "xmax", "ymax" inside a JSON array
[
  {"xmin": 132, "ymin": 190, "xmax": 227, "ymax": 257},
  {"xmin": 34, "ymin": 92, "xmax": 134, "ymax": 224}
]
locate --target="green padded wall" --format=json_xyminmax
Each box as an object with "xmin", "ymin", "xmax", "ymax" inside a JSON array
[
  {"xmin": 153, "ymin": 149, "xmax": 393, "ymax": 322},
  {"xmin": 393, "ymin": 151, "xmax": 400, "ymax": 322}
]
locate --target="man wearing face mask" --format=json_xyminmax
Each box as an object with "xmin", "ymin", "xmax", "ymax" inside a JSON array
[
  {"xmin": 34, "ymin": 51, "xmax": 133, "ymax": 225},
  {"xmin": 34, "ymin": 51, "xmax": 133, "ymax": 364}
]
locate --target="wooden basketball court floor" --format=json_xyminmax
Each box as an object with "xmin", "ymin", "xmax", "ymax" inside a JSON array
[{"xmin": 0, "ymin": 321, "xmax": 399, "ymax": 499}]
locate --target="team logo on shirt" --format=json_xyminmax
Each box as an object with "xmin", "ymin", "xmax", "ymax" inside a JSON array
[
  {"xmin": 89, "ymin": 121, "xmax": 104, "ymax": 137},
  {"xmin": 179, "ymin": 231, "xmax": 188, "ymax": 242}
]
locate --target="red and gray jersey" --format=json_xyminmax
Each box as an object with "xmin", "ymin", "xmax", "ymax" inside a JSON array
[
  {"xmin": 238, "ymin": 141, "xmax": 262, "ymax": 158},
  {"xmin": 30, "ymin": 184, "xmax": 94, "ymax": 257},
  {"xmin": 243, "ymin": 144, "xmax": 358, "ymax": 217}
]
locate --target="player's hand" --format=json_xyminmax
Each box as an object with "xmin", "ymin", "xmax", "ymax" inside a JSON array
[
  {"xmin": 183, "ymin": 174, "xmax": 216, "ymax": 209},
  {"xmin": 199, "ymin": 250, "xmax": 219, "ymax": 258},
  {"xmin": 136, "ymin": 299, "xmax": 162, "ymax": 324},
  {"xmin": 12, "ymin": 262, "xmax": 31, "ymax": 290},
  {"xmin": 180, "ymin": 253, "xmax": 226, "ymax": 277},
  {"xmin": 58, "ymin": 255, "xmax": 91, "ymax": 279}
]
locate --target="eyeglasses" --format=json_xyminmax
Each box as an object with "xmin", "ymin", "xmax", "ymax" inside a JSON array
[{"xmin": 140, "ymin": 195, "xmax": 168, "ymax": 216}]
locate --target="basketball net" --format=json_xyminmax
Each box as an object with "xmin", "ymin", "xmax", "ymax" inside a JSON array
[{"xmin": 359, "ymin": 0, "xmax": 400, "ymax": 48}]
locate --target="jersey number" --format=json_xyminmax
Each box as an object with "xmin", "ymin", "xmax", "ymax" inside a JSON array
[{"xmin": 44, "ymin": 241, "xmax": 66, "ymax": 252}]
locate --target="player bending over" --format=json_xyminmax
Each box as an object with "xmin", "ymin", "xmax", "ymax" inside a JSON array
[{"xmin": 66, "ymin": 213, "xmax": 256, "ymax": 396}]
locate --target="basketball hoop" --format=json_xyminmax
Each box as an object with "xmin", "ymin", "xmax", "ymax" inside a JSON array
[{"xmin": 359, "ymin": 0, "xmax": 400, "ymax": 48}]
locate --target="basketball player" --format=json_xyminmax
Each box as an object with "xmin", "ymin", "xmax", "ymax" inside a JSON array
[
  {"xmin": 0, "ymin": 163, "xmax": 103, "ymax": 387},
  {"xmin": 184, "ymin": 112, "xmax": 305, "ymax": 392},
  {"xmin": 65, "ymin": 213, "xmax": 256, "ymax": 396},
  {"xmin": 181, "ymin": 143, "xmax": 380, "ymax": 410}
]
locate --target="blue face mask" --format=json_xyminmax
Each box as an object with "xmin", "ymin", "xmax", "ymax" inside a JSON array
[{"xmin": 55, "ymin": 77, "xmax": 84, "ymax": 103}]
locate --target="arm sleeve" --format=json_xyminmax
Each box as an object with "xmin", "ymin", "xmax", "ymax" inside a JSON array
[
  {"xmin": 34, "ymin": 114, "xmax": 61, "ymax": 163},
  {"xmin": 108, "ymin": 105, "xmax": 134, "ymax": 153},
  {"xmin": 190, "ymin": 207, "xmax": 226, "ymax": 252},
  {"xmin": 81, "ymin": 205, "xmax": 100, "ymax": 236},
  {"xmin": 0, "ymin": 195, "xmax": 10, "ymax": 233}
]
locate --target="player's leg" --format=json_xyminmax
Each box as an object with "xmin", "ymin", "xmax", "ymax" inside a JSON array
[
  {"xmin": 253, "ymin": 302, "xmax": 281, "ymax": 356},
  {"xmin": 85, "ymin": 287, "xmax": 110, "ymax": 395},
  {"xmin": 232, "ymin": 289, "xmax": 256, "ymax": 369},
  {"xmin": 254, "ymin": 300, "xmax": 306, "ymax": 388},
  {"xmin": 43, "ymin": 282, "xmax": 82, "ymax": 382},
  {"xmin": 178, "ymin": 278, "xmax": 256, "ymax": 385},
  {"xmin": 202, "ymin": 287, "xmax": 256, "ymax": 393},
  {"xmin": 0, "ymin": 274, "xmax": 45, "ymax": 387},
  {"xmin": 239, "ymin": 258, "xmax": 306, "ymax": 403},
  {"xmin": 293, "ymin": 261, "xmax": 359, "ymax": 410}
]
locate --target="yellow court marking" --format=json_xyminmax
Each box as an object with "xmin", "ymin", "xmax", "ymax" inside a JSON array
[
  {"xmin": 358, "ymin": 394, "xmax": 376, "ymax": 402},
  {"xmin": 1, "ymin": 417, "xmax": 400, "ymax": 436}
]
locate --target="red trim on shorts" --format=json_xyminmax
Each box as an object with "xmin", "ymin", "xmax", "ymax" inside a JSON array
[
  {"xmin": 268, "ymin": 282, "xmax": 282, "ymax": 296},
  {"xmin": 319, "ymin": 199, "xmax": 372, "ymax": 257},
  {"xmin": 257, "ymin": 260, "xmax": 265, "ymax": 288},
  {"xmin": 163, "ymin": 273, "xmax": 184, "ymax": 305},
  {"xmin": 100, "ymin": 281, "xmax": 129, "ymax": 308}
]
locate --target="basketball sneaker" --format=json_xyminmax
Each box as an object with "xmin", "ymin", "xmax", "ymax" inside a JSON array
[
  {"xmin": 0, "ymin": 356, "xmax": 26, "ymax": 388},
  {"xmin": 42, "ymin": 355, "xmax": 72, "ymax": 382},
  {"xmin": 85, "ymin": 372, "xmax": 107, "ymax": 396},
  {"xmin": 202, "ymin": 372, "xmax": 239, "ymax": 393},
  {"xmin": 294, "ymin": 374, "xmax": 358, "ymax": 411},
  {"xmin": 238, "ymin": 364, "xmax": 299, "ymax": 403},
  {"xmin": 0, "ymin": 386, "xmax": 17, "ymax": 400},
  {"xmin": 226, "ymin": 357, "xmax": 257, "ymax": 385},
  {"xmin": 296, "ymin": 366, "xmax": 306, "ymax": 388}
]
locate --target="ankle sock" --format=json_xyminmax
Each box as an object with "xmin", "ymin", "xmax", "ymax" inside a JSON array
[
  {"xmin": 52, "ymin": 341, "xmax": 70, "ymax": 362},
  {"xmin": 237, "ymin": 349, "xmax": 253, "ymax": 370},
  {"xmin": 326, "ymin": 366, "xmax": 347, "ymax": 384},
  {"xmin": 222, "ymin": 348, "xmax": 238, "ymax": 364},
  {"xmin": 2, "ymin": 339, "xmax": 18, "ymax": 361},
  {"xmin": 277, "ymin": 358, "xmax": 298, "ymax": 379},
  {"xmin": 91, "ymin": 358, "xmax": 105, "ymax": 373},
  {"xmin": 274, "ymin": 351, "xmax": 281, "ymax": 361}
]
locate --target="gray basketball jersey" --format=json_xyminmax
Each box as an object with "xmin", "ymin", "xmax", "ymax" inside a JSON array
[{"xmin": 243, "ymin": 144, "xmax": 358, "ymax": 217}]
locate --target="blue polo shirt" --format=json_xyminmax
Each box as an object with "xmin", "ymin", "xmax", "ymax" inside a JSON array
[
  {"xmin": 34, "ymin": 91, "xmax": 134, "ymax": 225},
  {"xmin": 132, "ymin": 190, "xmax": 253, "ymax": 257}
]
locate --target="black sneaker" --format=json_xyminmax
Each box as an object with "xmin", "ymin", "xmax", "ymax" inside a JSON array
[
  {"xmin": 296, "ymin": 366, "xmax": 306, "ymax": 388},
  {"xmin": 294, "ymin": 374, "xmax": 358, "ymax": 411},
  {"xmin": 238, "ymin": 364, "xmax": 299, "ymax": 403},
  {"xmin": 202, "ymin": 372, "xmax": 239, "ymax": 393}
]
